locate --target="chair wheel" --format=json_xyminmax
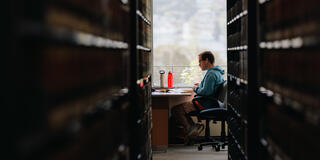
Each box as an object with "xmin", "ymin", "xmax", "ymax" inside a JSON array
[
  {"xmin": 198, "ymin": 146, "xmax": 203, "ymax": 151},
  {"xmin": 215, "ymin": 145, "xmax": 220, "ymax": 151}
]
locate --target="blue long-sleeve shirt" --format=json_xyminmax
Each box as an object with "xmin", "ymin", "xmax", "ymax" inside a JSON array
[{"xmin": 194, "ymin": 66, "xmax": 225, "ymax": 96}]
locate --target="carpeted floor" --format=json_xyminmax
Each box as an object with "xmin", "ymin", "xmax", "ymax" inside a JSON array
[{"xmin": 152, "ymin": 144, "xmax": 228, "ymax": 160}]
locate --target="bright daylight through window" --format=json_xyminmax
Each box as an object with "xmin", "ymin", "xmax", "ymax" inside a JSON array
[{"xmin": 153, "ymin": 0, "xmax": 227, "ymax": 87}]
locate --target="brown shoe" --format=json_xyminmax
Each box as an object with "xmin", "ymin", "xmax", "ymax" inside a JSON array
[
  {"xmin": 185, "ymin": 123, "xmax": 205, "ymax": 144},
  {"xmin": 185, "ymin": 126, "xmax": 200, "ymax": 144},
  {"xmin": 195, "ymin": 123, "xmax": 204, "ymax": 134},
  {"xmin": 186, "ymin": 125, "xmax": 199, "ymax": 138}
]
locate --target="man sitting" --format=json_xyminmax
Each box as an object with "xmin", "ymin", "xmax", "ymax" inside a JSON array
[{"xmin": 171, "ymin": 51, "xmax": 225, "ymax": 144}]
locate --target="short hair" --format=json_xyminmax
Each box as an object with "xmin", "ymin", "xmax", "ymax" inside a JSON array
[{"xmin": 199, "ymin": 51, "xmax": 215, "ymax": 64}]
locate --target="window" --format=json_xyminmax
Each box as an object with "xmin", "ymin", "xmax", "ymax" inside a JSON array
[{"xmin": 153, "ymin": 0, "xmax": 227, "ymax": 87}]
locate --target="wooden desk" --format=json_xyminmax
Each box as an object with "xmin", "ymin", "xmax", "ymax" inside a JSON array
[{"xmin": 151, "ymin": 88, "xmax": 194, "ymax": 151}]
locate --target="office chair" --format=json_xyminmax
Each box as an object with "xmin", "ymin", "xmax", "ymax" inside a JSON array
[{"xmin": 189, "ymin": 81, "xmax": 228, "ymax": 151}]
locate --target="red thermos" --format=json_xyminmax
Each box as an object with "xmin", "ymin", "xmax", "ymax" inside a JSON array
[{"xmin": 168, "ymin": 71, "xmax": 173, "ymax": 88}]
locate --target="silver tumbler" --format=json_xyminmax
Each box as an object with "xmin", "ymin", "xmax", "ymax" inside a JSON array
[{"xmin": 159, "ymin": 70, "xmax": 165, "ymax": 88}]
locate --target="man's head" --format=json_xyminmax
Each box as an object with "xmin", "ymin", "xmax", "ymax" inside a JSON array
[{"xmin": 198, "ymin": 51, "xmax": 215, "ymax": 71}]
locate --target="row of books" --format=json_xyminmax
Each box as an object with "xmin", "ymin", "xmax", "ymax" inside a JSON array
[
  {"xmin": 140, "ymin": 0, "xmax": 152, "ymax": 23},
  {"xmin": 239, "ymin": 51, "xmax": 248, "ymax": 81},
  {"xmin": 41, "ymin": 45, "xmax": 126, "ymax": 95},
  {"xmin": 263, "ymin": 80, "xmax": 320, "ymax": 125},
  {"xmin": 239, "ymin": 84, "xmax": 248, "ymax": 121},
  {"xmin": 227, "ymin": 78, "xmax": 240, "ymax": 109},
  {"xmin": 241, "ymin": 16, "xmax": 248, "ymax": 45},
  {"xmin": 263, "ymin": 20, "xmax": 320, "ymax": 42},
  {"xmin": 262, "ymin": 49, "xmax": 320, "ymax": 95},
  {"xmin": 264, "ymin": 137, "xmax": 291, "ymax": 160},
  {"xmin": 263, "ymin": 0, "xmax": 320, "ymax": 41},
  {"xmin": 45, "ymin": 4, "xmax": 129, "ymax": 42},
  {"xmin": 264, "ymin": 0, "xmax": 320, "ymax": 31},
  {"xmin": 227, "ymin": 0, "xmax": 247, "ymax": 22},
  {"xmin": 228, "ymin": 61, "xmax": 240, "ymax": 79},
  {"xmin": 228, "ymin": 115, "xmax": 242, "ymax": 144},
  {"xmin": 139, "ymin": 51, "xmax": 152, "ymax": 78},
  {"xmin": 58, "ymin": 0, "xmax": 129, "ymax": 16},
  {"xmin": 138, "ymin": 18, "xmax": 152, "ymax": 49},
  {"xmin": 227, "ymin": 52, "xmax": 248, "ymax": 81},
  {"xmin": 266, "ymin": 103, "xmax": 319, "ymax": 160},
  {"xmin": 227, "ymin": 25, "xmax": 248, "ymax": 47},
  {"xmin": 228, "ymin": 79, "xmax": 249, "ymax": 119},
  {"xmin": 46, "ymin": 1, "xmax": 129, "ymax": 42}
]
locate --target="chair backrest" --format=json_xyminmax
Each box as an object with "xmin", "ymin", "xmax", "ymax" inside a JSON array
[{"xmin": 216, "ymin": 81, "xmax": 227, "ymax": 107}]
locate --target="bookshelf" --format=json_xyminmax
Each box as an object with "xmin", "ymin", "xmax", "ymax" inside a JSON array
[
  {"xmin": 227, "ymin": 0, "xmax": 260, "ymax": 159},
  {"xmin": 259, "ymin": 0, "xmax": 320, "ymax": 159},
  {"xmin": 5, "ymin": 0, "xmax": 152, "ymax": 160},
  {"xmin": 129, "ymin": 0, "xmax": 153, "ymax": 160},
  {"xmin": 228, "ymin": 0, "xmax": 320, "ymax": 159}
]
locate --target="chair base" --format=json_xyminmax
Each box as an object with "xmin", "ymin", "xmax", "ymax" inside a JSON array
[{"xmin": 198, "ymin": 138, "xmax": 228, "ymax": 151}]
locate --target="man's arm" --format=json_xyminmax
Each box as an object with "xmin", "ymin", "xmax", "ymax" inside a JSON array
[{"xmin": 194, "ymin": 73, "xmax": 217, "ymax": 96}]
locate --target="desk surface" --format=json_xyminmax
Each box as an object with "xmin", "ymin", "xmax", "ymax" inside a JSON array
[{"xmin": 152, "ymin": 88, "xmax": 193, "ymax": 97}]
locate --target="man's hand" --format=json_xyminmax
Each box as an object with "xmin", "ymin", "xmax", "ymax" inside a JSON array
[
  {"xmin": 192, "ymin": 83, "xmax": 199, "ymax": 92},
  {"xmin": 192, "ymin": 86, "xmax": 197, "ymax": 92}
]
